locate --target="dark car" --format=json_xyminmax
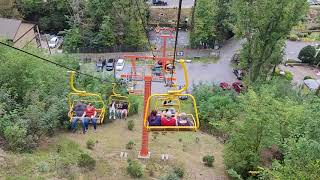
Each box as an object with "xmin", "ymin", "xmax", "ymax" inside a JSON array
[
  {"xmin": 232, "ymin": 82, "xmax": 244, "ymax": 93},
  {"xmin": 152, "ymin": 0, "xmax": 168, "ymax": 6},
  {"xmin": 106, "ymin": 58, "xmax": 115, "ymax": 71},
  {"xmin": 233, "ymin": 69, "xmax": 244, "ymax": 80}
]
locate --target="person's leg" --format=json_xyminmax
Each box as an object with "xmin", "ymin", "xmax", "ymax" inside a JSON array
[
  {"xmin": 109, "ymin": 109, "xmax": 112, "ymax": 119},
  {"xmin": 92, "ymin": 118, "xmax": 97, "ymax": 132},
  {"xmin": 84, "ymin": 117, "xmax": 89, "ymax": 131},
  {"xmin": 123, "ymin": 109, "xmax": 128, "ymax": 120},
  {"xmin": 71, "ymin": 117, "xmax": 78, "ymax": 132},
  {"xmin": 81, "ymin": 117, "xmax": 86, "ymax": 134},
  {"xmin": 112, "ymin": 109, "xmax": 116, "ymax": 120}
]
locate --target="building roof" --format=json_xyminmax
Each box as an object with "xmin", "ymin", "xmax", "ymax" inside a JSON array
[{"xmin": 0, "ymin": 18, "xmax": 22, "ymax": 40}]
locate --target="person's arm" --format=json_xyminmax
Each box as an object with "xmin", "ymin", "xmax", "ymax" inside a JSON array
[
  {"xmin": 92, "ymin": 109, "xmax": 97, "ymax": 118},
  {"xmin": 82, "ymin": 111, "xmax": 86, "ymax": 118}
]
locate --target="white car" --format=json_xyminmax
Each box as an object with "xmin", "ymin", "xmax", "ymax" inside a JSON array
[
  {"xmin": 116, "ymin": 59, "xmax": 125, "ymax": 71},
  {"xmin": 48, "ymin": 37, "xmax": 58, "ymax": 48}
]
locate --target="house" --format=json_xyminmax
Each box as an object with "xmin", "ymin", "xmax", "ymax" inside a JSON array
[{"xmin": 0, "ymin": 17, "xmax": 41, "ymax": 48}]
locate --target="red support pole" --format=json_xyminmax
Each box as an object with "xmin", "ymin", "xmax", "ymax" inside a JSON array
[
  {"xmin": 162, "ymin": 37, "xmax": 167, "ymax": 57},
  {"xmin": 139, "ymin": 76, "xmax": 152, "ymax": 159}
]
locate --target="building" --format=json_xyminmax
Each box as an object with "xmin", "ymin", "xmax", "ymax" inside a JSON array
[{"xmin": 0, "ymin": 17, "xmax": 41, "ymax": 48}]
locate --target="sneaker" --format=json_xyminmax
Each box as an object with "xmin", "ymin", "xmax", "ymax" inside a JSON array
[
  {"xmin": 72, "ymin": 129, "xmax": 76, "ymax": 133},
  {"xmin": 94, "ymin": 129, "xmax": 97, "ymax": 133}
]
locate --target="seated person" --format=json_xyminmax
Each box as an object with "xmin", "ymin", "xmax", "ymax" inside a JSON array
[
  {"xmin": 109, "ymin": 101, "xmax": 116, "ymax": 120},
  {"xmin": 83, "ymin": 103, "xmax": 98, "ymax": 133},
  {"xmin": 148, "ymin": 110, "xmax": 161, "ymax": 126},
  {"xmin": 71, "ymin": 101, "xmax": 87, "ymax": 134},
  {"xmin": 122, "ymin": 103, "xmax": 128, "ymax": 120},
  {"xmin": 116, "ymin": 102, "xmax": 123, "ymax": 119},
  {"xmin": 168, "ymin": 107, "xmax": 176, "ymax": 115},
  {"xmin": 177, "ymin": 112, "xmax": 193, "ymax": 126},
  {"xmin": 161, "ymin": 111, "xmax": 177, "ymax": 126}
]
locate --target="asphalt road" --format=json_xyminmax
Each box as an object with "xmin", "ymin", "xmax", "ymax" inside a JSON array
[
  {"xmin": 148, "ymin": 0, "xmax": 195, "ymax": 8},
  {"xmin": 82, "ymin": 39, "xmax": 319, "ymax": 94}
]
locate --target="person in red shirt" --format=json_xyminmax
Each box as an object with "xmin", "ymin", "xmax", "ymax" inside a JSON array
[
  {"xmin": 83, "ymin": 103, "xmax": 97, "ymax": 132},
  {"xmin": 161, "ymin": 111, "xmax": 177, "ymax": 126}
]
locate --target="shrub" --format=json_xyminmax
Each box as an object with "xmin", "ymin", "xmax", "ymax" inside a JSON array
[
  {"xmin": 161, "ymin": 172, "xmax": 179, "ymax": 180},
  {"xmin": 127, "ymin": 120, "xmax": 134, "ymax": 131},
  {"xmin": 284, "ymin": 71, "xmax": 293, "ymax": 81},
  {"xmin": 298, "ymin": 45, "xmax": 316, "ymax": 64},
  {"xmin": 227, "ymin": 169, "xmax": 243, "ymax": 180},
  {"xmin": 304, "ymin": 76, "xmax": 313, "ymax": 80},
  {"xmin": 78, "ymin": 153, "xmax": 96, "ymax": 170},
  {"xmin": 127, "ymin": 159, "xmax": 143, "ymax": 178},
  {"xmin": 203, "ymin": 155, "xmax": 215, "ymax": 167},
  {"xmin": 173, "ymin": 166, "xmax": 185, "ymax": 178},
  {"xmin": 86, "ymin": 139, "xmax": 95, "ymax": 150},
  {"xmin": 288, "ymin": 34, "xmax": 299, "ymax": 41},
  {"xmin": 36, "ymin": 161, "xmax": 49, "ymax": 173},
  {"xmin": 126, "ymin": 140, "xmax": 135, "ymax": 150}
]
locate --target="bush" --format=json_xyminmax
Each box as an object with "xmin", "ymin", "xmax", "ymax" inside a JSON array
[
  {"xmin": 284, "ymin": 71, "xmax": 293, "ymax": 81},
  {"xmin": 288, "ymin": 34, "xmax": 299, "ymax": 41},
  {"xmin": 78, "ymin": 153, "xmax": 96, "ymax": 170},
  {"xmin": 173, "ymin": 166, "xmax": 185, "ymax": 178},
  {"xmin": 127, "ymin": 120, "xmax": 134, "ymax": 131},
  {"xmin": 127, "ymin": 159, "xmax": 144, "ymax": 178},
  {"xmin": 227, "ymin": 169, "xmax": 243, "ymax": 180},
  {"xmin": 298, "ymin": 45, "xmax": 316, "ymax": 64},
  {"xmin": 126, "ymin": 140, "xmax": 135, "ymax": 150},
  {"xmin": 161, "ymin": 172, "xmax": 179, "ymax": 180},
  {"xmin": 304, "ymin": 76, "xmax": 313, "ymax": 80},
  {"xmin": 203, "ymin": 155, "xmax": 215, "ymax": 167},
  {"xmin": 86, "ymin": 139, "xmax": 95, "ymax": 150}
]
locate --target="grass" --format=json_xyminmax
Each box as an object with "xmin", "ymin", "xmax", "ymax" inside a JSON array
[{"xmin": 1, "ymin": 110, "xmax": 227, "ymax": 179}]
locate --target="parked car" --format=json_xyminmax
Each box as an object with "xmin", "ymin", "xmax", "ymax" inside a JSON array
[
  {"xmin": 106, "ymin": 58, "xmax": 115, "ymax": 71},
  {"xmin": 48, "ymin": 36, "xmax": 58, "ymax": 48},
  {"xmin": 220, "ymin": 82, "xmax": 231, "ymax": 90},
  {"xmin": 233, "ymin": 69, "xmax": 244, "ymax": 80},
  {"xmin": 232, "ymin": 82, "xmax": 244, "ymax": 93},
  {"xmin": 152, "ymin": 0, "xmax": 168, "ymax": 6},
  {"xmin": 116, "ymin": 59, "xmax": 125, "ymax": 71}
]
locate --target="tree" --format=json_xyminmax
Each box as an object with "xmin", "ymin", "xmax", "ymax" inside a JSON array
[
  {"xmin": 190, "ymin": 0, "xmax": 232, "ymax": 48},
  {"xmin": 231, "ymin": 0, "xmax": 308, "ymax": 84},
  {"xmin": 0, "ymin": 0, "xmax": 21, "ymax": 18},
  {"xmin": 298, "ymin": 45, "xmax": 317, "ymax": 64}
]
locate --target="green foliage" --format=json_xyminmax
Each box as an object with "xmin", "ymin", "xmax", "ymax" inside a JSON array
[
  {"xmin": 86, "ymin": 139, "xmax": 95, "ymax": 150},
  {"xmin": 298, "ymin": 45, "xmax": 317, "ymax": 64},
  {"xmin": 202, "ymin": 155, "xmax": 215, "ymax": 167},
  {"xmin": 126, "ymin": 159, "xmax": 143, "ymax": 178},
  {"xmin": 18, "ymin": 0, "xmax": 70, "ymax": 33},
  {"xmin": 127, "ymin": 120, "xmax": 134, "ymax": 131},
  {"xmin": 0, "ymin": 45, "xmax": 81, "ymax": 152},
  {"xmin": 126, "ymin": 140, "xmax": 135, "ymax": 150},
  {"xmin": 227, "ymin": 169, "xmax": 243, "ymax": 180},
  {"xmin": 0, "ymin": 0, "xmax": 21, "ymax": 18},
  {"xmin": 77, "ymin": 153, "xmax": 96, "ymax": 170},
  {"xmin": 232, "ymin": 0, "xmax": 308, "ymax": 83},
  {"xmin": 288, "ymin": 33, "xmax": 299, "ymax": 41},
  {"xmin": 173, "ymin": 166, "xmax": 185, "ymax": 178},
  {"xmin": 284, "ymin": 71, "xmax": 293, "ymax": 81},
  {"xmin": 63, "ymin": 0, "xmax": 149, "ymax": 50},
  {"xmin": 195, "ymin": 79, "xmax": 319, "ymax": 179},
  {"xmin": 191, "ymin": 0, "xmax": 232, "ymax": 48},
  {"xmin": 161, "ymin": 172, "xmax": 179, "ymax": 180}
]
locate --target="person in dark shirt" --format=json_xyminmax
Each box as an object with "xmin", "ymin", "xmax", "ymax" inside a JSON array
[
  {"xmin": 71, "ymin": 101, "xmax": 87, "ymax": 134},
  {"xmin": 148, "ymin": 110, "xmax": 161, "ymax": 126}
]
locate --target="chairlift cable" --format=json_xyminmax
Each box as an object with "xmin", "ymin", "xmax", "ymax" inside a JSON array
[
  {"xmin": 171, "ymin": 0, "xmax": 183, "ymax": 85},
  {"xmin": 0, "ymin": 41, "xmax": 110, "ymax": 83}
]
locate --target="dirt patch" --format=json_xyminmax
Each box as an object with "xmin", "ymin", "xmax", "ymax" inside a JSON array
[
  {"xmin": 149, "ymin": 8, "xmax": 192, "ymax": 26},
  {"xmin": 280, "ymin": 65, "xmax": 320, "ymax": 84}
]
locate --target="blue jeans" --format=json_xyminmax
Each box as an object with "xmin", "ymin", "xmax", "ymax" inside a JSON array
[
  {"xmin": 71, "ymin": 117, "xmax": 86, "ymax": 133},
  {"xmin": 84, "ymin": 117, "xmax": 97, "ymax": 130}
]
